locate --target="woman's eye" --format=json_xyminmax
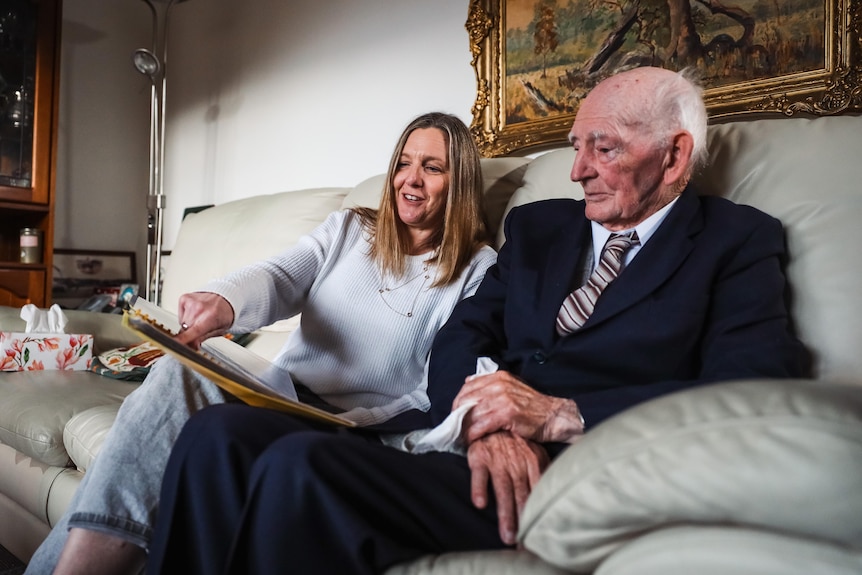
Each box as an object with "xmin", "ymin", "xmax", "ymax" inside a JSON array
[{"xmin": 425, "ymin": 165, "xmax": 442, "ymax": 173}]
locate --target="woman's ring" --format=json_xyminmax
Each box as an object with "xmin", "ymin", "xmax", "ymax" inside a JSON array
[{"xmin": 181, "ymin": 323, "xmax": 190, "ymax": 330}]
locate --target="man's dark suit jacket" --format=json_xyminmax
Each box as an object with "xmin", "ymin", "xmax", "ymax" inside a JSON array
[{"xmin": 428, "ymin": 187, "xmax": 809, "ymax": 430}]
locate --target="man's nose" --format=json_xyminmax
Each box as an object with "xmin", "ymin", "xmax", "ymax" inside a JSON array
[{"xmin": 570, "ymin": 150, "xmax": 592, "ymax": 182}]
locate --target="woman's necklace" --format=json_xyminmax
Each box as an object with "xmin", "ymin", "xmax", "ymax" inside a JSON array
[{"xmin": 378, "ymin": 263, "xmax": 431, "ymax": 318}]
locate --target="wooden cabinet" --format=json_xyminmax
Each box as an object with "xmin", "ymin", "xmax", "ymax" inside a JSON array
[
  {"xmin": 0, "ymin": 267, "xmax": 45, "ymax": 306},
  {"xmin": 0, "ymin": 0, "xmax": 60, "ymax": 307}
]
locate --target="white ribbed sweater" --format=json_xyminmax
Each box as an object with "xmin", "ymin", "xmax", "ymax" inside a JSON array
[{"xmin": 203, "ymin": 210, "xmax": 496, "ymax": 426}]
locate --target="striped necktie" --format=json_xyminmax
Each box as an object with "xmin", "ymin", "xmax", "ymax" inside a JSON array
[{"xmin": 556, "ymin": 231, "xmax": 639, "ymax": 336}]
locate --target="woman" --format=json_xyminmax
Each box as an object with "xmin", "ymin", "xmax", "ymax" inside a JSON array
[{"xmin": 31, "ymin": 112, "xmax": 496, "ymax": 575}]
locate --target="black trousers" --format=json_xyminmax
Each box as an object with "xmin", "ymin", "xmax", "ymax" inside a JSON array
[{"xmin": 146, "ymin": 404, "xmax": 507, "ymax": 575}]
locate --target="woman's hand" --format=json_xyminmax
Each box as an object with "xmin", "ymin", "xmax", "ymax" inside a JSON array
[
  {"xmin": 466, "ymin": 431, "xmax": 549, "ymax": 545},
  {"xmin": 174, "ymin": 292, "xmax": 235, "ymax": 349},
  {"xmin": 454, "ymin": 370, "xmax": 585, "ymax": 444}
]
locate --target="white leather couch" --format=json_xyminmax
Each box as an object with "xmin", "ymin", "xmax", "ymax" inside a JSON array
[{"xmin": 1, "ymin": 114, "xmax": 861, "ymax": 574}]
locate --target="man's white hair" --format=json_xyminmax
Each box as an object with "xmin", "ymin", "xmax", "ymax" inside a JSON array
[{"xmin": 618, "ymin": 67, "xmax": 709, "ymax": 172}]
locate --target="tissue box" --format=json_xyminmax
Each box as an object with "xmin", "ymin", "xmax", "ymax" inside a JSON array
[{"xmin": 1, "ymin": 332, "xmax": 94, "ymax": 371}]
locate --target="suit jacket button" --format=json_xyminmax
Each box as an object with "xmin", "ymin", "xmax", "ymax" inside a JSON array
[{"xmin": 533, "ymin": 351, "xmax": 546, "ymax": 364}]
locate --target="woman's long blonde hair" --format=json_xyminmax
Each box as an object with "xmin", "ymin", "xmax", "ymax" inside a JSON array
[{"xmin": 352, "ymin": 112, "xmax": 489, "ymax": 287}]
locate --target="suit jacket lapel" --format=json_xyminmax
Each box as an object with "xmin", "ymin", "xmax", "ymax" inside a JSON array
[{"xmin": 579, "ymin": 188, "xmax": 704, "ymax": 330}]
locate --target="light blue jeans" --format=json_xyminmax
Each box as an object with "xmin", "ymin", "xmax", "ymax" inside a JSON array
[{"xmin": 25, "ymin": 357, "xmax": 234, "ymax": 574}]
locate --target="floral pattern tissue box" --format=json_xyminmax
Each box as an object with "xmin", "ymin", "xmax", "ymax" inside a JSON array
[{"xmin": 1, "ymin": 332, "xmax": 93, "ymax": 371}]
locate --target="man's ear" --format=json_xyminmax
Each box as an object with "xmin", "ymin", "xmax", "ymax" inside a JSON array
[{"xmin": 663, "ymin": 131, "xmax": 694, "ymax": 186}]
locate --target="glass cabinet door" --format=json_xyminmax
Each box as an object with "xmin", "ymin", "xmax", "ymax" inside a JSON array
[
  {"xmin": 0, "ymin": 1, "xmax": 36, "ymax": 190},
  {"xmin": 0, "ymin": 0, "xmax": 59, "ymax": 307}
]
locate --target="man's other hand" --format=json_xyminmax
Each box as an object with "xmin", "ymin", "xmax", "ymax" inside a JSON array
[{"xmin": 467, "ymin": 431, "xmax": 549, "ymax": 546}]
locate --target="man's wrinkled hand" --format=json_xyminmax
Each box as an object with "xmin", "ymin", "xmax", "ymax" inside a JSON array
[
  {"xmin": 467, "ymin": 431, "xmax": 549, "ymax": 546},
  {"xmin": 174, "ymin": 292, "xmax": 234, "ymax": 349},
  {"xmin": 454, "ymin": 370, "xmax": 584, "ymax": 444}
]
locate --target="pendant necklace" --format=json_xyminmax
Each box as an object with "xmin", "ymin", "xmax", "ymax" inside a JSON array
[{"xmin": 378, "ymin": 263, "xmax": 431, "ymax": 318}]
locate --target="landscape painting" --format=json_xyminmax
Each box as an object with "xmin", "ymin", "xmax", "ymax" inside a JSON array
[{"xmin": 466, "ymin": 0, "xmax": 861, "ymax": 156}]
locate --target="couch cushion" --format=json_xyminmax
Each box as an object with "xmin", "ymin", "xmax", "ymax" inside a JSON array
[
  {"xmin": 0, "ymin": 442, "xmax": 74, "ymax": 528},
  {"xmin": 693, "ymin": 115, "xmax": 862, "ymax": 383},
  {"xmin": 479, "ymin": 157, "xmax": 531, "ymax": 241},
  {"xmin": 0, "ymin": 371, "xmax": 136, "ymax": 466},
  {"xmin": 594, "ymin": 526, "xmax": 862, "ymax": 575},
  {"xmin": 241, "ymin": 317, "xmax": 300, "ymax": 362},
  {"xmin": 593, "ymin": 526, "xmax": 862, "ymax": 575},
  {"xmin": 386, "ymin": 549, "xmax": 569, "ymax": 575},
  {"xmin": 63, "ymin": 404, "xmax": 120, "ymax": 472},
  {"xmin": 340, "ymin": 173, "xmax": 386, "ymax": 209},
  {"xmin": 519, "ymin": 379, "xmax": 862, "ymax": 573},
  {"xmin": 497, "ymin": 149, "xmax": 581, "ymax": 248}
]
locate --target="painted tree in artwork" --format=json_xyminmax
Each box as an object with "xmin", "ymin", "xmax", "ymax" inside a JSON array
[
  {"xmin": 533, "ymin": 0, "xmax": 559, "ymax": 78},
  {"xmin": 583, "ymin": 0, "xmax": 760, "ymax": 73}
]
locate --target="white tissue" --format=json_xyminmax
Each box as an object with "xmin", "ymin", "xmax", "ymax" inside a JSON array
[
  {"xmin": 20, "ymin": 303, "xmax": 68, "ymax": 334},
  {"xmin": 412, "ymin": 357, "xmax": 499, "ymax": 454}
]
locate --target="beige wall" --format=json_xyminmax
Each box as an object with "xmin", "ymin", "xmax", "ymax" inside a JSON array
[
  {"xmin": 55, "ymin": 0, "xmax": 477, "ymax": 285},
  {"xmin": 164, "ymin": 0, "xmax": 476, "ymax": 250},
  {"xmin": 54, "ymin": 0, "xmax": 151, "ymax": 279}
]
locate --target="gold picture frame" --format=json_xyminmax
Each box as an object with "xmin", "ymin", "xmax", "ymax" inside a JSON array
[{"xmin": 467, "ymin": 0, "xmax": 862, "ymax": 157}]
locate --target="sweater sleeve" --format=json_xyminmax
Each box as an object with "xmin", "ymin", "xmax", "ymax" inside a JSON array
[{"xmin": 200, "ymin": 210, "xmax": 358, "ymax": 333}]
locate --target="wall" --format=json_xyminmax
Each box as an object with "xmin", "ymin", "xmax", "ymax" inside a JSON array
[
  {"xmin": 54, "ymin": 0, "xmax": 150, "ymax": 275},
  {"xmin": 164, "ymin": 0, "xmax": 476, "ymax": 249},
  {"xmin": 56, "ymin": 0, "xmax": 477, "ymax": 283}
]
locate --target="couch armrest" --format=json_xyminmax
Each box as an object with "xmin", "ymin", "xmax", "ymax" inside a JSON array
[
  {"xmin": 593, "ymin": 526, "xmax": 862, "ymax": 575},
  {"xmin": 0, "ymin": 306, "xmax": 142, "ymax": 355},
  {"xmin": 520, "ymin": 378, "xmax": 862, "ymax": 573}
]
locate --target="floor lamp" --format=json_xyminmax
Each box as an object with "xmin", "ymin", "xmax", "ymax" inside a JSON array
[{"xmin": 133, "ymin": 0, "xmax": 188, "ymax": 304}]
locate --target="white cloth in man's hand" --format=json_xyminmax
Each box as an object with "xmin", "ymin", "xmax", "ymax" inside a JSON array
[{"xmin": 411, "ymin": 357, "xmax": 499, "ymax": 454}]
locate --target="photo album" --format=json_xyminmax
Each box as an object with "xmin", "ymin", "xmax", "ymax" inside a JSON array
[{"xmin": 124, "ymin": 297, "xmax": 355, "ymax": 427}]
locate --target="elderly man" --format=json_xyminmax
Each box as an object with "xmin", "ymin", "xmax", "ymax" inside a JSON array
[{"xmin": 145, "ymin": 67, "xmax": 807, "ymax": 574}]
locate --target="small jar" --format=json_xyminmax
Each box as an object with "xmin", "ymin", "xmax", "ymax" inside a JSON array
[{"xmin": 19, "ymin": 228, "xmax": 42, "ymax": 264}]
